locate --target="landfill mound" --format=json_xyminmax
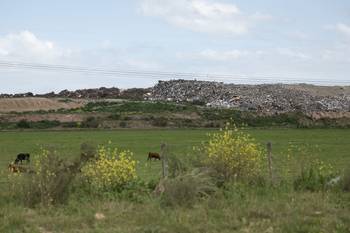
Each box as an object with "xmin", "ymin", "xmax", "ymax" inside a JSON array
[{"xmin": 150, "ymin": 80, "xmax": 350, "ymax": 114}]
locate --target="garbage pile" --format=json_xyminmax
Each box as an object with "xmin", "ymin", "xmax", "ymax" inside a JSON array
[{"xmin": 150, "ymin": 80, "xmax": 350, "ymax": 113}]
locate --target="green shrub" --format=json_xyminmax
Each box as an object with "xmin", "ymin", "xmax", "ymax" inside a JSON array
[
  {"xmin": 204, "ymin": 122, "xmax": 216, "ymax": 128},
  {"xmin": 293, "ymin": 160, "xmax": 337, "ymax": 192},
  {"xmin": 7, "ymin": 148, "xmax": 87, "ymax": 207},
  {"xmin": 342, "ymin": 168, "xmax": 350, "ymax": 192},
  {"xmin": 119, "ymin": 121, "xmax": 127, "ymax": 128},
  {"xmin": 81, "ymin": 117, "xmax": 99, "ymax": 128},
  {"xmin": 123, "ymin": 116, "xmax": 132, "ymax": 121},
  {"xmin": 151, "ymin": 117, "xmax": 168, "ymax": 127},
  {"xmin": 16, "ymin": 120, "xmax": 30, "ymax": 128},
  {"xmin": 61, "ymin": 122, "xmax": 79, "ymax": 128},
  {"xmin": 31, "ymin": 120, "xmax": 60, "ymax": 129},
  {"xmin": 161, "ymin": 169, "xmax": 216, "ymax": 207},
  {"xmin": 282, "ymin": 143, "xmax": 338, "ymax": 191},
  {"xmin": 167, "ymin": 153, "xmax": 189, "ymax": 178},
  {"xmin": 58, "ymin": 98, "xmax": 73, "ymax": 103},
  {"xmin": 82, "ymin": 101, "xmax": 194, "ymax": 113},
  {"xmin": 108, "ymin": 113, "xmax": 121, "ymax": 120},
  {"xmin": 15, "ymin": 120, "xmax": 61, "ymax": 129}
]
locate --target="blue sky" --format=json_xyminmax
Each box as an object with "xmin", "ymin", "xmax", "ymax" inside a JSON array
[{"xmin": 0, "ymin": 0, "xmax": 349, "ymax": 93}]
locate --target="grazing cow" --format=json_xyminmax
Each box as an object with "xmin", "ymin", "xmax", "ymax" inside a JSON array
[
  {"xmin": 14, "ymin": 153, "xmax": 30, "ymax": 164},
  {"xmin": 8, "ymin": 163, "xmax": 19, "ymax": 173},
  {"xmin": 8, "ymin": 163, "xmax": 34, "ymax": 173},
  {"xmin": 8, "ymin": 163, "xmax": 24, "ymax": 173},
  {"xmin": 148, "ymin": 152, "xmax": 161, "ymax": 161}
]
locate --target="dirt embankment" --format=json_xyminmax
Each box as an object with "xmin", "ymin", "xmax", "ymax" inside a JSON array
[{"xmin": 0, "ymin": 98, "xmax": 85, "ymax": 113}]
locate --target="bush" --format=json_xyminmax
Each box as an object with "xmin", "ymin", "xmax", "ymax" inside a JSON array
[
  {"xmin": 81, "ymin": 144, "xmax": 138, "ymax": 192},
  {"xmin": 108, "ymin": 113, "xmax": 121, "ymax": 120},
  {"xmin": 293, "ymin": 159, "xmax": 337, "ymax": 192},
  {"xmin": 119, "ymin": 121, "xmax": 127, "ymax": 128},
  {"xmin": 82, "ymin": 101, "xmax": 193, "ymax": 113},
  {"xmin": 61, "ymin": 122, "xmax": 79, "ymax": 128},
  {"xmin": 167, "ymin": 153, "xmax": 189, "ymax": 178},
  {"xmin": 161, "ymin": 169, "xmax": 216, "ymax": 207},
  {"xmin": 199, "ymin": 123, "xmax": 265, "ymax": 182},
  {"xmin": 16, "ymin": 119, "xmax": 30, "ymax": 128},
  {"xmin": 342, "ymin": 168, "xmax": 350, "ymax": 192},
  {"xmin": 282, "ymin": 143, "xmax": 338, "ymax": 191},
  {"xmin": 151, "ymin": 117, "xmax": 168, "ymax": 127},
  {"xmin": 81, "ymin": 116, "xmax": 99, "ymax": 128},
  {"xmin": 123, "ymin": 116, "xmax": 132, "ymax": 121},
  {"xmin": 7, "ymin": 148, "xmax": 87, "ymax": 207},
  {"xmin": 31, "ymin": 120, "xmax": 60, "ymax": 129}
]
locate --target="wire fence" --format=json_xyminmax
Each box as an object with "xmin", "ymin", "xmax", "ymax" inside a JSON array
[{"xmin": 0, "ymin": 60, "xmax": 349, "ymax": 85}]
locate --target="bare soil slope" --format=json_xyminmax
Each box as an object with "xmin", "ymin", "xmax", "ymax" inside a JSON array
[{"xmin": 0, "ymin": 98, "xmax": 85, "ymax": 113}]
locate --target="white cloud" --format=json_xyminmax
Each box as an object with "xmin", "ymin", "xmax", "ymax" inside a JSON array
[
  {"xmin": 0, "ymin": 31, "xmax": 163, "ymax": 70},
  {"xmin": 287, "ymin": 30, "xmax": 309, "ymax": 40},
  {"xmin": 276, "ymin": 48, "xmax": 311, "ymax": 60},
  {"xmin": 178, "ymin": 48, "xmax": 312, "ymax": 62},
  {"xmin": 139, "ymin": 0, "xmax": 271, "ymax": 35},
  {"xmin": 0, "ymin": 30, "xmax": 71, "ymax": 63},
  {"xmin": 178, "ymin": 49, "xmax": 253, "ymax": 61},
  {"xmin": 335, "ymin": 23, "xmax": 350, "ymax": 37}
]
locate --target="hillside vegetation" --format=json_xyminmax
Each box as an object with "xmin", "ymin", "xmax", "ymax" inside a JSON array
[{"xmin": 0, "ymin": 100, "xmax": 350, "ymax": 130}]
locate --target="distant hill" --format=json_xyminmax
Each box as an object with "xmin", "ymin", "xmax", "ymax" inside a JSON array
[{"xmin": 1, "ymin": 80, "xmax": 349, "ymax": 114}]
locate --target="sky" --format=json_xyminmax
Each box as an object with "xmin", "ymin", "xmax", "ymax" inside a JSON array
[{"xmin": 0, "ymin": 0, "xmax": 350, "ymax": 93}]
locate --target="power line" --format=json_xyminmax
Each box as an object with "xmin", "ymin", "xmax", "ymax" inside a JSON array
[{"xmin": 0, "ymin": 60, "xmax": 348, "ymax": 85}]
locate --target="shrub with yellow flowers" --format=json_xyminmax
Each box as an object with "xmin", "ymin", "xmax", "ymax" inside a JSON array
[
  {"xmin": 81, "ymin": 144, "xmax": 138, "ymax": 191},
  {"xmin": 284, "ymin": 143, "xmax": 338, "ymax": 191},
  {"xmin": 199, "ymin": 123, "xmax": 265, "ymax": 181}
]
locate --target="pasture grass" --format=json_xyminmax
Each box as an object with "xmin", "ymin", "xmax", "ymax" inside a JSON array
[
  {"xmin": 0, "ymin": 128, "xmax": 350, "ymax": 232},
  {"xmin": 1, "ymin": 128, "xmax": 349, "ymax": 179}
]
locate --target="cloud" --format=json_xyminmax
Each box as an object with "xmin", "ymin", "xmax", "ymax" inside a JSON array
[
  {"xmin": 287, "ymin": 30, "xmax": 309, "ymax": 40},
  {"xmin": 139, "ymin": 0, "xmax": 271, "ymax": 35},
  {"xmin": 276, "ymin": 48, "xmax": 311, "ymax": 60},
  {"xmin": 0, "ymin": 30, "xmax": 71, "ymax": 63},
  {"xmin": 178, "ymin": 47, "xmax": 312, "ymax": 62},
  {"xmin": 177, "ymin": 49, "xmax": 255, "ymax": 61},
  {"xmin": 0, "ymin": 31, "xmax": 162, "ymax": 70},
  {"xmin": 335, "ymin": 23, "xmax": 350, "ymax": 37}
]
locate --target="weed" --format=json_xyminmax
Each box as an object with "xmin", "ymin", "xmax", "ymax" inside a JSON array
[{"xmin": 161, "ymin": 169, "xmax": 216, "ymax": 207}]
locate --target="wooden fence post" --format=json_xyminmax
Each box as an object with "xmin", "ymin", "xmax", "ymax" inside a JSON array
[
  {"xmin": 267, "ymin": 142, "xmax": 274, "ymax": 183},
  {"xmin": 160, "ymin": 143, "xmax": 168, "ymax": 178}
]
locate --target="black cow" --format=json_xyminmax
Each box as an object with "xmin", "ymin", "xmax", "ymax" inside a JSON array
[
  {"xmin": 148, "ymin": 152, "xmax": 161, "ymax": 161},
  {"xmin": 14, "ymin": 153, "xmax": 30, "ymax": 164}
]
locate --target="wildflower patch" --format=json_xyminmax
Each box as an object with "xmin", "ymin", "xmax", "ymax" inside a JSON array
[{"xmin": 81, "ymin": 144, "xmax": 138, "ymax": 191}]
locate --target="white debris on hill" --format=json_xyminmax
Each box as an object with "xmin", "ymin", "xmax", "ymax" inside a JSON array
[{"xmin": 150, "ymin": 80, "xmax": 350, "ymax": 113}]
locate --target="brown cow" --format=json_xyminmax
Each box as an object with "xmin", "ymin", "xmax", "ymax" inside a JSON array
[
  {"xmin": 8, "ymin": 163, "xmax": 33, "ymax": 173},
  {"xmin": 8, "ymin": 163, "xmax": 22, "ymax": 173},
  {"xmin": 148, "ymin": 152, "xmax": 161, "ymax": 161}
]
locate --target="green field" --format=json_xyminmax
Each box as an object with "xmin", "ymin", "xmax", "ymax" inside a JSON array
[
  {"xmin": 1, "ymin": 128, "xmax": 350, "ymax": 178},
  {"xmin": 1, "ymin": 128, "xmax": 350, "ymax": 233}
]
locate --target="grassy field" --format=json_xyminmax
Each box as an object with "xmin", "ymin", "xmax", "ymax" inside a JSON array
[
  {"xmin": 1, "ymin": 128, "xmax": 350, "ymax": 179},
  {"xmin": 1, "ymin": 128, "xmax": 350, "ymax": 233}
]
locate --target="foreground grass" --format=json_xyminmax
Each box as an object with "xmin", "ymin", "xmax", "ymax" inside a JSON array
[{"xmin": 1, "ymin": 186, "xmax": 349, "ymax": 233}]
